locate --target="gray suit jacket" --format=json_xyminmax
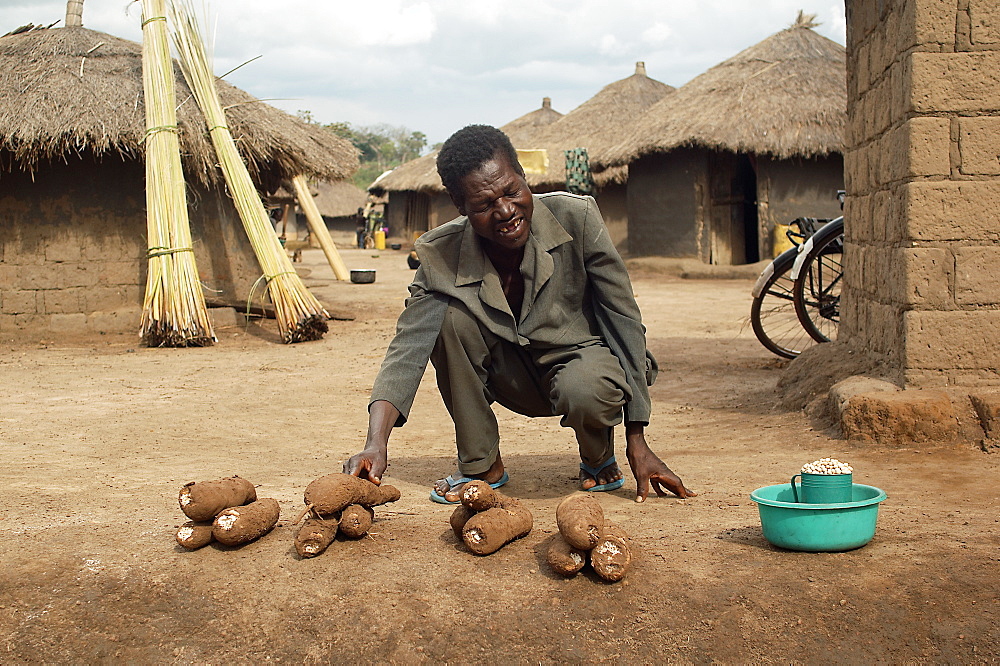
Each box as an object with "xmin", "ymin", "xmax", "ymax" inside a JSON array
[{"xmin": 370, "ymin": 192, "xmax": 656, "ymax": 426}]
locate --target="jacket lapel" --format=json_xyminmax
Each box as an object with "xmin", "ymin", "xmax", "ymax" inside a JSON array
[
  {"xmin": 455, "ymin": 219, "xmax": 513, "ymax": 317},
  {"xmin": 520, "ymin": 196, "xmax": 572, "ymax": 320}
]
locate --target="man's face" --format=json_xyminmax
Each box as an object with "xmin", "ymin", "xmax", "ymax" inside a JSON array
[{"xmin": 453, "ymin": 152, "xmax": 533, "ymax": 253}]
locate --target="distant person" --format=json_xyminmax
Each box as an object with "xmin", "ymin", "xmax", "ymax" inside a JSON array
[
  {"xmin": 344, "ymin": 125, "xmax": 694, "ymax": 504},
  {"xmin": 355, "ymin": 207, "xmax": 366, "ymax": 249}
]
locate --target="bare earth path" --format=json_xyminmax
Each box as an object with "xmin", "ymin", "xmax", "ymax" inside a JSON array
[{"xmin": 1, "ymin": 247, "xmax": 997, "ymax": 662}]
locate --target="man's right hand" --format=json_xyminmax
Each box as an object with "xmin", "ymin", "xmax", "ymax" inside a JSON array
[
  {"xmin": 343, "ymin": 446, "xmax": 387, "ymax": 485},
  {"xmin": 344, "ymin": 400, "xmax": 400, "ymax": 485}
]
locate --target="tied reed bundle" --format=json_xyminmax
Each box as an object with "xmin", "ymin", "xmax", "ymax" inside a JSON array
[
  {"xmin": 169, "ymin": 0, "xmax": 329, "ymax": 343},
  {"xmin": 290, "ymin": 174, "xmax": 350, "ymax": 281},
  {"xmin": 139, "ymin": 0, "xmax": 215, "ymax": 347}
]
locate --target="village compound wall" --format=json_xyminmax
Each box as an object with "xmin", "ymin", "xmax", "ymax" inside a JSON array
[{"xmin": 843, "ymin": 0, "xmax": 1000, "ymax": 389}]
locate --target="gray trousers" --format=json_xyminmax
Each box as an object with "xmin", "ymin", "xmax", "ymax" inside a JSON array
[{"xmin": 430, "ymin": 301, "xmax": 628, "ymax": 475}]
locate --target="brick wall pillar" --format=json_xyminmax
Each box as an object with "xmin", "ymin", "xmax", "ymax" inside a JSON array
[{"xmin": 843, "ymin": 0, "xmax": 1000, "ymax": 388}]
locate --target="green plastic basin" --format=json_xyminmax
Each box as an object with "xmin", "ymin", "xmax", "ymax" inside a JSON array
[{"xmin": 750, "ymin": 483, "xmax": 887, "ymax": 552}]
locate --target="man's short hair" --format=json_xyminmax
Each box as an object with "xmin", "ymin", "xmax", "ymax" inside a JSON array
[{"xmin": 436, "ymin": 125, "xmax": 523, "ymax": 202}]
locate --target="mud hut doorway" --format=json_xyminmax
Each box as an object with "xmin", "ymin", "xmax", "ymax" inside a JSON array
[{"xmin": 707, "ymin": 152, "xmax": 759, "ymax": 265}]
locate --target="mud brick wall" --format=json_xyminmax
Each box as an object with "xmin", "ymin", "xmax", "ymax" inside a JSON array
[
  {"xmin": 843, "ymin": 0, "xmax": 1000, "ymax": 388},
  {"xmin": 1, "ymin": 156, "xmax": 262, "ymax": 339}
]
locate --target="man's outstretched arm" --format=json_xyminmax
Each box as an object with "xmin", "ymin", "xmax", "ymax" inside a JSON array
[{"xmin": 343, "ymin": 400, "xmax": 400, "ymax": 485}]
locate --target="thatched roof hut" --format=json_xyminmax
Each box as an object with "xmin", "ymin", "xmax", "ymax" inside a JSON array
[
  {"xmin": 533, "ymin": 62, "xmax": 674, "ymax": 188},
  {"xmin": 0, "ymin": 25, "xmax": 358, "ymax": 189},
  {"xmin": 609, "ymin": 16, "xmax": 846, "ymax": 265},
  {"xmin": 498, "ymin": 96, "xmax": 563, "ymax": 147},
  {"xmin": 372, "ymin": 96, "xmax": 564, "ymax": 196},
  {"xmin": 604, "ymin": 15, "xmax": 845, "ymax": 165},
  {"xmin": 0, "ymin": 24, "xmax": 359, "ymax": 339},
  {"xmin": 312, "ymin": 180, "xmax": 368, "ymax": 219}
]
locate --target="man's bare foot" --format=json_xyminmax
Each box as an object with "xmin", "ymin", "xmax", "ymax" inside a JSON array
[
  {"xmin": 580, "ymin": 458, "xmax": 624, "ymax": 491},
  {"xmin": 432, "ymin": 454, "xmax": 506, "ymax": 503}
]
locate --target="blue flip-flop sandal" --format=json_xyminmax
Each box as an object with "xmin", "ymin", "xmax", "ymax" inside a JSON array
[
  {"xmin": 429, "ymin": 471, "xmax": 510, "ymax": 504},
  {"xmin": 580, "ymin": 455, "xmax": 625, "ymax": 492}
]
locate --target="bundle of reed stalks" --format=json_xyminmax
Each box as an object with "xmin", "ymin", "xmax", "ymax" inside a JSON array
[
  {"xmin": 168, "ymin": 0, "xmax": 329, "ymax": 343},
  {"xmin": 139, "ymin": 0, "xmax": 215, "ymax": 347}
]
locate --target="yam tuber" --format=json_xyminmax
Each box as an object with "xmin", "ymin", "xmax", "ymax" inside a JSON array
[
  {"xmin": 294, "ymin": 517, "xmax": 338, "ymax": 558},
  {"xmin": 589, "ymin": 522, "xmax": 632, "ymax": 582},
  {"xmin": 448, "ymin": 481, "xmax": 533, "ymax": 555},
  {"xmin": 303, "ymin": 473, "xmax": 400, "ymax": 515},
  {"xmin": 449, "ymin": 504, "xmax": 476, "ymax": 539},
  {"xmin": 460, "ymin": 480, "xmax": 506, "ymax": 512},
  {"xmin": 178, "ymin": 476, "xmax": 256, "ymax": 522},
  {"xmin": 339, "ymin": 504, "xmax": 374, "ymax": 539},
  {"xmin": 556, "ymin": 493, "xmax": 604, "ymax": 551},
  {"xmin": 212, "ymin": 497, "xmax": 280, "ymax": 546},
  {"xmin": 175, "ymin": 521, "xmax": 214, "ymax": 550},
  {"xmin": 546, "ymin": 533, "xmax": 587, "ymax": 577},
  {"xmin": 461, "ymin": 502, "xmax": 533, "ymax": 556}
]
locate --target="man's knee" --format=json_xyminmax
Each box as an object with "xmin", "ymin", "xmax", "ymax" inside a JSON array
[{"xmin": 552, "ymin": 371, "xmax": 625, "ymax": 421}]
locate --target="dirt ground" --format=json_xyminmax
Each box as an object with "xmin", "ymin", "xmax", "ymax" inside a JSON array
[{"xmin": 1, "ymin": 246, "xmax": 998, "ymax": 663}]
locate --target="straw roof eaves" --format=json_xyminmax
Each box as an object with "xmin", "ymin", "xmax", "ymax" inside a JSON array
[
  {"xmin": 0, "ymin": 26, "xmax": 359, "ymax": 186},
  {"xmin": 602, "ymin": 25, "xmax": 846, "ymax": 166}
]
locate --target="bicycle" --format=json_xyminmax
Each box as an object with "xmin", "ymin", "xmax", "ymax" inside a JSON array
[
  {"xmin": 750, "ymin": 215, "xmax": 844, "ymax": 358},
  {"xmin": 792, "ymin": 215, "xmax": 844, "ymax": 344},
  {"xmin": 751, "ymin": 217, "xmax": 825, "ymax": 358}
]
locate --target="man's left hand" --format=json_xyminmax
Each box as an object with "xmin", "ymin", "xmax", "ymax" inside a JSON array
[{"xmin": 625, "ymin": 424, "xmax": 696, "ymax": 503}]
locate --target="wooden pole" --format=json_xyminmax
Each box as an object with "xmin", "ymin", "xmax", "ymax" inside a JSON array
[
  {"xmin": 291, "ymin": 175, "xmax": 350, "ymax": 281},
  {"xmin": 65, "ymin": 0, "xmax": 84, "ymax": 27}
]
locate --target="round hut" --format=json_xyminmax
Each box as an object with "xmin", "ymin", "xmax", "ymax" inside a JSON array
[
  {"xmin": 0, "ymin": 23, "xmax": 357, "ymax": 338},
  {"xmin": 604, "ymin": 14, "xmax": 846, "ymax": 264}
]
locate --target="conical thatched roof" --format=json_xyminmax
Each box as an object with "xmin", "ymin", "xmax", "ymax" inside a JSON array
[
  {"xmin": 0, "ymin": 26, "xmax": 358, "ymax": 187},
  {"xmin": 524, "ymin": 62, "xmax": 675, "ymax": 187},
  {"xmin": 603, "ymin": 17, "xmax": 845, "ymax": 166},
  {"xmin": 370, "ymin": 97, "xmax": 564, "ymax": 195},
  {"xmin": 499, "ymin": 97, "xmax": 563, "ymax": 146},
  {"xmin": 368, "ymin": 149, "xmax": 440, "ymax": 194},
  {"xmin": 311, "ymin": 179, "xmax": 368, "ymax": 218}
]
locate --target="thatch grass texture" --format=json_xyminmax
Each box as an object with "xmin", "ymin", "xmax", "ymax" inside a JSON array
[
  {"xmin": 603, "ymin": 18, "xmax": 846, "ymax": 166},
  {"xmin": 375, "ymin": 68, "xmax": 673, "ymax": 195},
  {"xmin": 139, "ymin": 0, "xmax": 214, "ymax": 347},
  {"xmin": 0, "ymin": 25, "xmax": 358, "ymax": 188},
  {"xmin": 169, "ymin": 0, "xmax": 328, "ymax": 343}
]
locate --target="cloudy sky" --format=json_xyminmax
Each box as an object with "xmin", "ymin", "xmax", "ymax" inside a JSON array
[{"xmin": 1, "ymin": 0, "xmax": 846, "ymax": 146}]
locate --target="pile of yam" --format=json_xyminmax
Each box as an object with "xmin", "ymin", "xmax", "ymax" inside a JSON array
[
  {"xmin": 449, "ymin": 481, "xmax": 533, "ymax": 555},
  {"xmin": 175, "ymin": 476, "xmax": 280, "ymax": 550},
  {"xmin": 294, "ymin": 473, "xmax": 400, "ymax": 558},
  {"xmin": 547, "ymin": 493, "xmax": 632, "ymax": 582}
]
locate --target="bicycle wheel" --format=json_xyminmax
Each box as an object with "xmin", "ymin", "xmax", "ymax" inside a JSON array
[
  {"xmin": 750, "ymin": 247, "xmax": 818, "ymax": 359},
  {"xmin": 793, "ymin": 219, "xmax": 844, "ymax": 343}
]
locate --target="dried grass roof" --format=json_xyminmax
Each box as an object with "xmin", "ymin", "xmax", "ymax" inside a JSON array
[
  {"xmin": 523, "ymin": 62, "xmax": 674, "ymax": 187},
  {"xmin": 499, "ymin": 97, "xmax": 563, "ymax": 146},
  {"xmin": 376, "ymin": 69, "xmax": 672, "ymax": 194},
  {"xmin": 311, "ymin": 179, "xmax": 368, "ymax": 218},
  {"xmin": 603, "ymin": 18, "xmax": 845, "ymax": 166},
  {"xmin": 0, "ymin": 26, "xmax": 358, "ymax": 187},
  {"xmin": 371, "ymin": 97, "xmax": 565, "ymax": 194}
]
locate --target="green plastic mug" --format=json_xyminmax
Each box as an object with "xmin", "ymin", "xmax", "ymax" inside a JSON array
[{"xmin": 791, "ymin": 472, "xmax": 853, "ymax": 504}]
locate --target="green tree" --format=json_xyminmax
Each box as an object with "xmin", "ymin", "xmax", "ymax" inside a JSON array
[{"xmin": 298, "ymin": 112, "xmax": 428, "ymax": 189}]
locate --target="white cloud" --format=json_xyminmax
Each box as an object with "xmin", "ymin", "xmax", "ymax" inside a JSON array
[
  {"xmin": 0, "ymin": 0, "xmax": 848, "ymax": 145},
  {"xmin": 642, "ymin": 21, "xmax": 673, "ymax": 45},
  {"xmin": 598, "ymin": 34, "xmax": 625, "ymax": 57}
]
